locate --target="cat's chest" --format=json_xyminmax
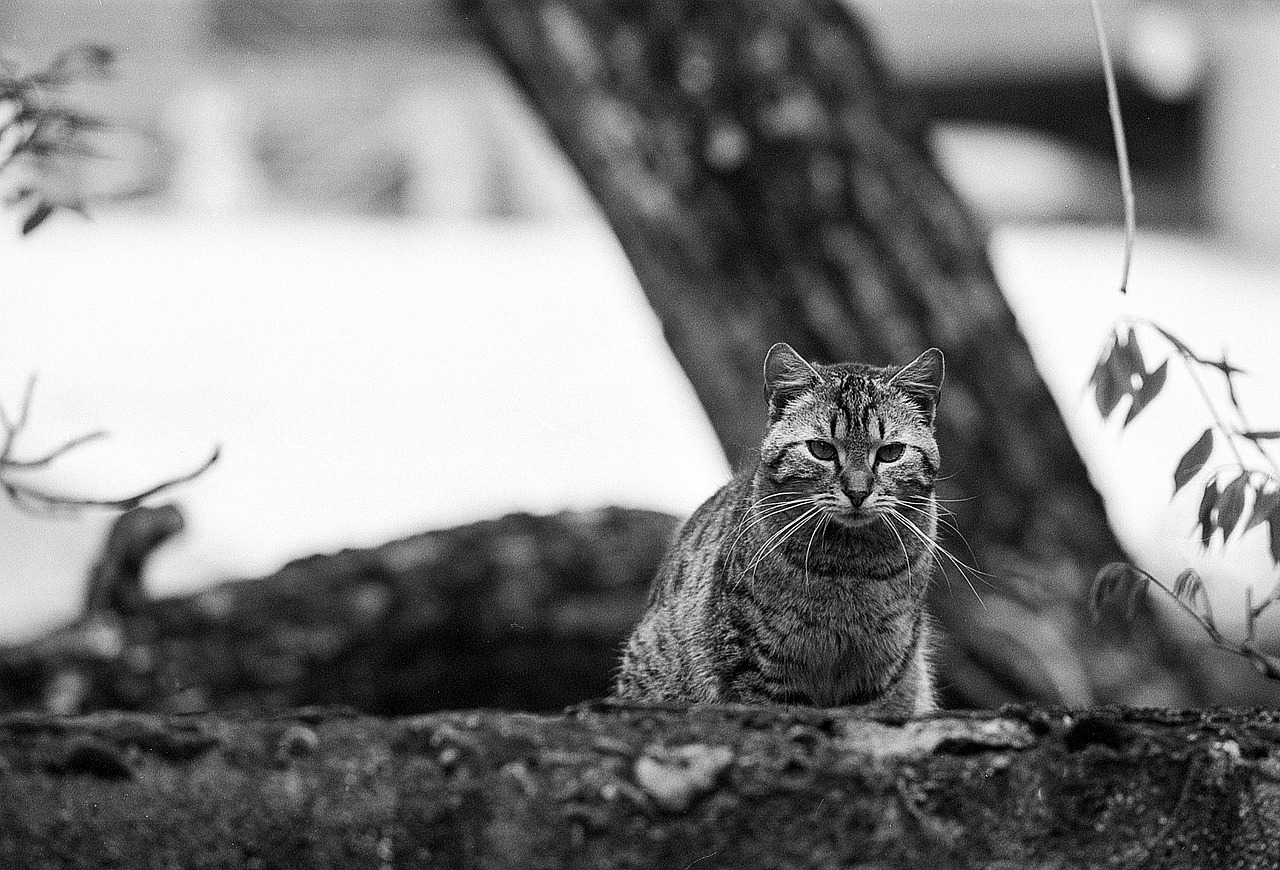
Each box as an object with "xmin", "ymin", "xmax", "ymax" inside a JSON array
[
  {"xmin": 765, "ymin": 583, "xmax": 919, "ymax": 701},
  {"xmin": 773, "ymin": 631, "xmax": 886, "ymax": 706}
]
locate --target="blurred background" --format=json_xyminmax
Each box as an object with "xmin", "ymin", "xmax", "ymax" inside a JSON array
[{"xmin": 1, "ymin": 0, "xmax": 1279, "ymax": 660}]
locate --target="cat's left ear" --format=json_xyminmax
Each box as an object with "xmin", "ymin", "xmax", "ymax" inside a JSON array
[{"xmin": 890, "ymin": 348, "xmax": 945, "ymax": 424}]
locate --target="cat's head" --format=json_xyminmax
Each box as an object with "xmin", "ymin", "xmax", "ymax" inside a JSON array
[{"xmin": 757, "ymin": 343, "xmax": 943, "ymax": 526}]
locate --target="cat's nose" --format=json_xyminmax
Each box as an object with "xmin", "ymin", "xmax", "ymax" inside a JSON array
[
  {"xmin": 842, "ymin": 486, "xmax": 871, "ymax": 508},
  {"xmin": 842, "ymin": 471, "xmax": 873, "ymax": 508}
]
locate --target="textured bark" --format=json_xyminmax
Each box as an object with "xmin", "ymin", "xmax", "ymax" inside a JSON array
[
  {"xmin": 2, "ymin": 704, "xmax": 1279, "ymax": 869},
  {"xmin": 470, "ymin": 0, "xmax": 1212, "ymax": 708},
  {"xmin": 0, "ymin": 506, "xmax": 677, "ymax": 716}
]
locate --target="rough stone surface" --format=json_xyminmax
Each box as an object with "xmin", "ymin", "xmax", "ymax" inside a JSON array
[{"xmin": 1, "ymin": 704, "xmax": 1278, "ymax": 868}]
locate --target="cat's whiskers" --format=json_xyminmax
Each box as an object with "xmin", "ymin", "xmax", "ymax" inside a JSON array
[
  {"xmin": 802, "ymin": 513, "xmax": 829, "ymax": 594},
  {"xmin": 886, "ymin": 507, "xmax": 990, "ymax": 603},
  {"xmin": 898, "ymin": 496, "xmax": 964, "ymax": 543},
  {"xmin": 899, "ymin": 493, "xmax": 963, "ymax": 525},
  {"xmin": 758, "ymin": 506, "xmax": 825, "ymax": 583},
  {"xmin": 926, "ymin": 493, "xmax": 978, "ymax": 506},
  {"xmin": 750, "ymin": 490, "xmax": 816, "ymax": 508},
  {"xmin": 730, "ymin": 500, "xmax": 816, "ymax": 565},
  {"xmin": 727, "ymin": 494, "xmax": 813, "ymax": 544},
  {"xmin": 877, "ymin": 513, "xmax": 914, "ymax": 590},
  {"xmin": 880, "ymin": 505, "xmax": 988, "ymax": 608},
  {"xmin": 744, "ymin": 505, "xmax": 822, "ymax": 576},
  {"xmin": 743, "ymin": 505, "xmax": 824, "ymax": 582},
  {"xmin": 897, "ymin": 495, "xmax": 983, "ymax": 570},
  {"xmin": 727, "ymin": 495, "xmax": 817, "ymax": 558}
]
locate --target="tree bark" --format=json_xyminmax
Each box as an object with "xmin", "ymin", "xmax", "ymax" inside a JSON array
[
  {"xmin": 0, "ymin": 506, "xmax": 677, "ymax": 716},
  {"xmin": 469, "ymin": 0, "xmax": 1212, "ymax": 707},
  {"xmin": 2, "ymin": 703, "xmax": 1278, "ymax": 869}
]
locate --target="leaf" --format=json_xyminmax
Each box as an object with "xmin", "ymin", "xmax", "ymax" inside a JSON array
[
  {"xmin": 1171, "ymin": 568, "xmax": 1212, "ymax": 623},
  {"xmin": 1093, "ymin": 368, "xmax": 1122, "ymax": 419},
  {"xmin": 1089, "ymin": 562, "xmax": 1149, "ymax": 623},
  {"xmin": 1246, "ymin": 486, "xmax": 1280, "ymax": 533},
  {"xmin": 4, "ymin": 186, "xmax": 36, "ymax": 206},
  {"xmin": 1123, "ymin": 359, "xmax": 1168, "ymax": 426},
  {"xmin": 1172, "ymin": 568, "xmax": 1198, "ymax": 601},
  {"xmin": 1217, "ymin": 474, "xmax": 1250, "ymax": 540},
  {"xmin": 1173, "ymin": 429, "xmax": 1214, "ymax": 495},
  {"xmin": 1107, "ymin": 333, "xmax": 1139, "ymax": 392},
  {"xmin": 81, "ymin": 44, "xmax": 116, "ymax": 76},
  {"xmin": 1246, "ymin": 648, "xmax": 1280, "ymax": 681},
  {"xmin": 1270, "ymin": 515, "xmax": 1280, "ymax": 566},
  {"xmin": 44, "ymin": 44, "xmax": 115, "ymax": 83},
  {"xmin": 1118, "ymin": 327, "xmax": 1145, "ymax": 376},
  {"xmin": 21, "ymin": 202, "xmax": 54, "ymax": 236},
  {"xmin": 1198, "ymin": 481, "xmax": 1219, "ymax": 548},
  {"xmin": 1241, "ymin": 430, "xmax": 1280, "ymax": 441},
  {"xmin": 1091, "ymin": 343, "xmax": 1124, "ymax": 419}
]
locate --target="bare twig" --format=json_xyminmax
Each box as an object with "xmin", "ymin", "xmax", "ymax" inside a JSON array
[
  {"xmin": 1, "ymin": 429, "xmax": 109, "ymax": 469},
  {"xmin": 0, "ymin": 372, "xmax": 37, "ymax": 448},
  {"xmin": 2, "ymin": 447, "xmax": 220, "ymax": 511},
  {"xmin": 0, "ymin": 376, "xmax": 220, "ymax": 512}
]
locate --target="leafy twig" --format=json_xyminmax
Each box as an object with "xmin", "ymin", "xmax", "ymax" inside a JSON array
[
  {"xmin": 1091, "ymin": 563, "xmax": 1280, "ymax": 680},
  {"xmin": 1085, "ymin": 1, "xmax": 1280, "ymax": 681},
  {"xmin": 1085, "ymin": 305, "xmax": 1280, "ymax": 685},
  {"xmin": 0, "ymin": 44, "xmax": 113, "ymax": 234}
]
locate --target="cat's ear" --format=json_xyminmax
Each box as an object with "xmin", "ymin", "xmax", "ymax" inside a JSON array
[
  {"xmin": 764, "ymin": 343, "xmax": 821, "ymax": 418},
  {"xmin": 890, "ymin": 347, "xmax": 945, "ymax": 424}
]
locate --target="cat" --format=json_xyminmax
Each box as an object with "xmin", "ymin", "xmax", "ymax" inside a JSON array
[{"xmin": 615, "ymin": 342, "xmax": 944, "ymax": 715}]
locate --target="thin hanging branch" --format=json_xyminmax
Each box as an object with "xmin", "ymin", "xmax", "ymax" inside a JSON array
[{"xmin": 1089, "ymin": 0, "xmax": 1136, "ymax": 294}]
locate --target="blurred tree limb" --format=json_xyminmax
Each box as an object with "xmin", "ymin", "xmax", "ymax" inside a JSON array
[{"xmin": 0, "ymin": 505, "xmax": 676, "ymax": 715}]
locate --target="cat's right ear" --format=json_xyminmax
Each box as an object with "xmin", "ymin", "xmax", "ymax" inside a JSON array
[{"xmin": 764, "ymin": 343, "xmax": 821, "ymax": 418}]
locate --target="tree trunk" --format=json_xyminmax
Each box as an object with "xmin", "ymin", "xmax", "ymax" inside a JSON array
[
  {"xmin": 0, "ymin": 506, "xmax": 677, "ymax": 716},
  {"xmin": 2, "ymin": 703, "xmax": 1277, "ymax": 869},
  {"xmin": 470, "ymin": 0, "xmax": 1212, "ymax": 707}
]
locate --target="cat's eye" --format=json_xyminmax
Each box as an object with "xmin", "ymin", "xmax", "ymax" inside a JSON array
[
  {"xmin": 806, "ymin": 440, "xmax": 838, "ymax": 461},
  {"xmin": 875, "ymin": 443, "xmax": 906, "ymax": 464}
]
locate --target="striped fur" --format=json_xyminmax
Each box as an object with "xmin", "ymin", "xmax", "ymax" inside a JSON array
[{"xmin": 615, "ymin": 344, "xmax": 944, "ymax": 715}]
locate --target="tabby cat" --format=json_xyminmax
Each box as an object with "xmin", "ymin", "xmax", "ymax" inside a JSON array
[{"xmin": 615, "ymin": 343, "xmax": 944, "ymax": 715}]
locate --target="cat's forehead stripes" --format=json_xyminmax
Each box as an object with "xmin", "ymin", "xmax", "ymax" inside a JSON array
[
  {"xmin": 829, "ymin": 404, "xmax": 856, "ymax": 441},
  {"xmin": 826, "ymin": 374, "xmax": 886, "ymax": 440}
]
